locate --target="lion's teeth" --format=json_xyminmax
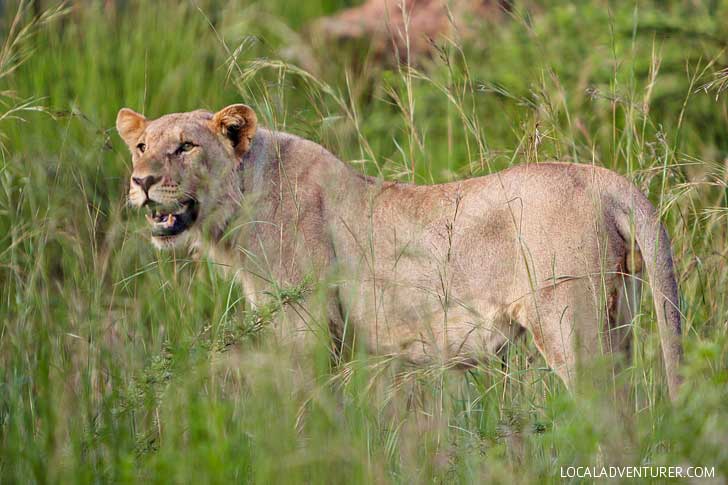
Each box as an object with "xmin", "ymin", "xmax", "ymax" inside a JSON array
[{"xmin": 167, "ymin": 214, "xmax": 176, "ymax": 227}]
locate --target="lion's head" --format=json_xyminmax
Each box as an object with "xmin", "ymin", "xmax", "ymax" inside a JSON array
[{"xmin": 116, "ymin": 104, "xmax": 257, "ymax": 249}]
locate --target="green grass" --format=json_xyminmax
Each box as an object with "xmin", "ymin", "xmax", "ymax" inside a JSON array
[{"xmin": 1, "ymin": 0, "xmax": 727, "ymax": 482}]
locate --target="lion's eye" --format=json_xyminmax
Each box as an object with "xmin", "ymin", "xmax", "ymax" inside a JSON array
[
  {"xmin": 136, "ymin": 143, "xmax": 146, "ymax": 153},
  {"xmin": 177, "ymin": 142, "xmax": 196, "ymax": 154}
]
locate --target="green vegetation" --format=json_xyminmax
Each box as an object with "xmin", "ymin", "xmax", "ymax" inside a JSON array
[{"xmin": 1, "ymin": 0, "xmax": 727, "ymax": 482}]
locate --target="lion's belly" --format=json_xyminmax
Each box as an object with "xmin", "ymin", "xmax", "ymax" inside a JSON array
[{"xmin": 338, "ymin": 273, "xmax": 518, "ymax": 364}]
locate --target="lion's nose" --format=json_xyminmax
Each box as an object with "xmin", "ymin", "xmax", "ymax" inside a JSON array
[{"xmin": 132, "ymin": 175, "xmax": 161, "ymax": 193}]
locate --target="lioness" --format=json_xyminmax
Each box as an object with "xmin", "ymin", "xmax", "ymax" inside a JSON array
[{"xmin": 117, "ymin": 104, "xmax": 683, "ymax": 399}]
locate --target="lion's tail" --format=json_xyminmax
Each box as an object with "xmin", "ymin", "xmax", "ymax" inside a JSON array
[{"xmin": 614, "ymin": 189, "xmax": 683, "ymax": 401}]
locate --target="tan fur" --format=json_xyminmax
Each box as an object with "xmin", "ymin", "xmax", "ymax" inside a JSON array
[{"xmin": 117, "ymin": 105, "xmax": 683, "ymax": 400}]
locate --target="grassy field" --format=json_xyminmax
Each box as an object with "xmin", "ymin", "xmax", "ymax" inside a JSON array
[{"xmin": 1, "ymin": 0, "xmax": 727, "ymax": 482}]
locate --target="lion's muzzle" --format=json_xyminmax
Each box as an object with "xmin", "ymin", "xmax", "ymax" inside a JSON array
[{"xmin": 144, "ymin": 199, "xmax": 199, "ymax": 237}]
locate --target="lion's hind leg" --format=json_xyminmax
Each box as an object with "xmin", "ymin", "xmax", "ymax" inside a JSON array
[
  {"xmin": 509, "ymin": 279, "xmax": 604, "ymax": 394},
  {"xmin": 606, "ymin": 269, "xmax": 642, "ymax": 366},
  {"xmin": 600, "ymin": 257, "xmax": 644, "ymax": 407}
]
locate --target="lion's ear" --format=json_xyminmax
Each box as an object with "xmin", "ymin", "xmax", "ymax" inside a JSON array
[
  {"xmin": 211, "ymin": 104, "xmax": 257, "ymax": 157},
  {"xmin": 116, "ymin": 108, "xmax": 147, "ymax": 148}
]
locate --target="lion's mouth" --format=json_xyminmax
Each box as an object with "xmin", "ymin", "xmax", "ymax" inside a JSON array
[{"xmin": 145, "ymin": 199, "xmax": 199, "ymax": 237}]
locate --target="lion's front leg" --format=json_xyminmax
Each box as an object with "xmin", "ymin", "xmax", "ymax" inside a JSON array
[{"xmin": 246, "ymin": 280, "xmax": 344, "ymax": 370}]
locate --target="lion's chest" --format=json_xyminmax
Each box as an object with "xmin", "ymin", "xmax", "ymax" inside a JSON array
[{"xmin": 202, "ymin": 243, "xmax": 261, "ymax": 308}]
